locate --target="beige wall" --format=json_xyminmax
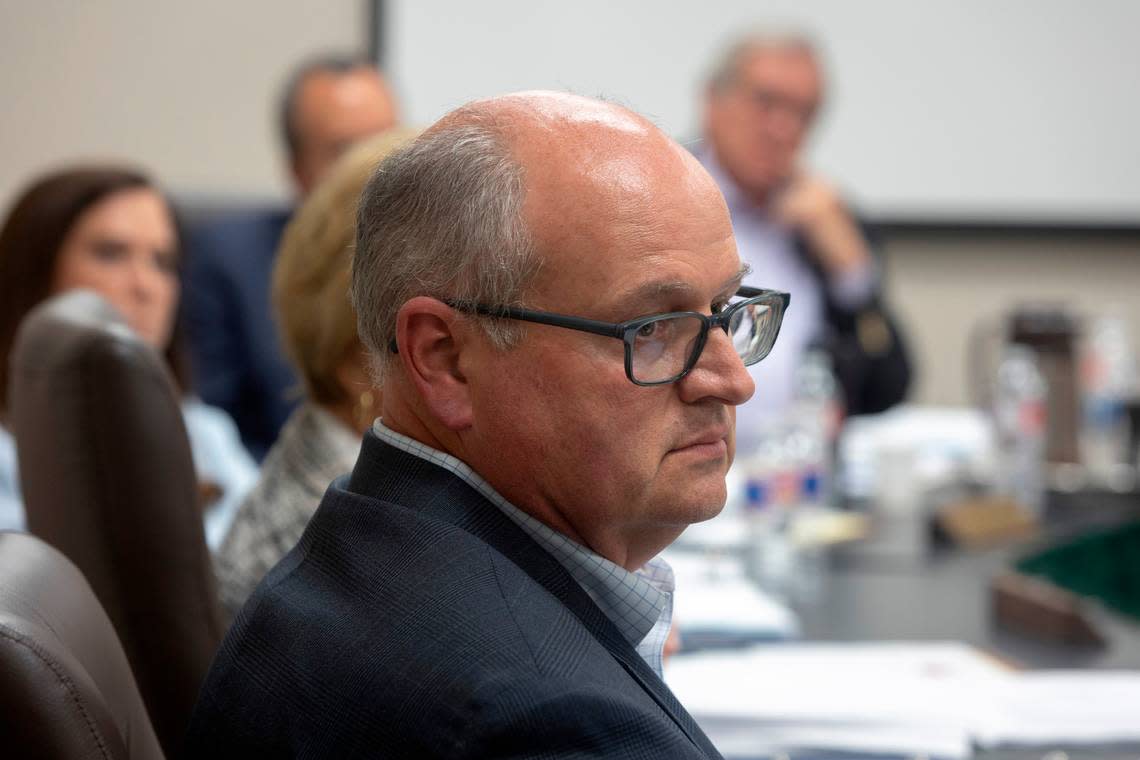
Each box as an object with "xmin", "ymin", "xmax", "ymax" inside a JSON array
[
  {"xmin": 0, "ymin": 1, "xmax": 367, "ymax": 212},
  {"xmin": 882, "ymin": 231, "xmax": 1140, "ymax": 407},
  {"xmin": 4, "ymin": 3, "xmax": 1137, "ymax": 411}
]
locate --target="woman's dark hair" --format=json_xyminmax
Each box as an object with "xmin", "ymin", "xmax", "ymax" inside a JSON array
[{"xmin": 0, "ymin": 166, "xmax": 193, "ymax": 415}]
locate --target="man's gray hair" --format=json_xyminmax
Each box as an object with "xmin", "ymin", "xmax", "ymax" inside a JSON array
[
  {"xmin": 350, "ymin": 120, "xmax": 539, "ymax": 384},
  {"xmin": 706, "ymin": 28, "xmax": 823, "ymax": 93}
]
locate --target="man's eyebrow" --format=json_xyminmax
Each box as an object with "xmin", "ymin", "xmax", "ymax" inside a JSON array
[
  {"xmin": 618, "ymin": 280, "xmax": 696, "ymax": 306},
  {"xmin": 612, "ymin": 263, "xmax": 754, "ymax": 312},
  {"xmin": 720, "ymin": 263, "xmax": 752, "ymax": 293}
]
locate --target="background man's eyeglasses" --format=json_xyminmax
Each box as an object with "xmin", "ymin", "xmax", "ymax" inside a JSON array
[
  {"xmin": 737, "ymin": 85, "xmax": 819, "ymax": 127},
  {"xmin": 439, "ymin": 286, "xmax": 790, "ymax": 386}
]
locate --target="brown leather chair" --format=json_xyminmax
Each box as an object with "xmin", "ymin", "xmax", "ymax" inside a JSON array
[
  {"xmin": 0, "ymin": 530, "xmax": 164, "ymax": 759},
  {"xmin": 8, "ymin": 291, "xmax": 224, "ymax": 757}
]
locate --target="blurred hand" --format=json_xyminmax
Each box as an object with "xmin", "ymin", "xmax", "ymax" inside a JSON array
[{"xmin": 771, "ymin": 172, "xmax": 871, "ymax": 275}]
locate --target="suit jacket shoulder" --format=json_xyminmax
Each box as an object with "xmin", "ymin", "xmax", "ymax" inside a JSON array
[{"xmin": 186, "ymin": 434, "xmax": 720, "ymax": 759}]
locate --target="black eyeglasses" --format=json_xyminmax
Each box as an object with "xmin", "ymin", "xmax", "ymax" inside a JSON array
[
  {"xmin": 391, "ymin": 286, "xmax": 789, "ymax": 386},
  {"xmin": 737, "ymin": 85, "xmax": 819, "ymax": 128}
]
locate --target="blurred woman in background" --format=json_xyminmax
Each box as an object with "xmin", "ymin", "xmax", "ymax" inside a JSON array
[
  {"xmin": 216, "ymin": 127, "xmax": 417, "ymax": 616},
  {"xmin": 0, "ymin": 166, "xmax": 257, "ymax": 547}
]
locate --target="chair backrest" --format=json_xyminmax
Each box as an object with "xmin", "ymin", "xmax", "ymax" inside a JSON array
[
  {"xmin": 0, "ymin": 530, "xmax": 164, "ymax": 760},
  {"xmin": 8, "ymin": 290, "xmax": 225, "ymax": 757}
]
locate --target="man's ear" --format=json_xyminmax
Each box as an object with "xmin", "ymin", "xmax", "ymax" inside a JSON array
[{"xmin": 394, "ymin": 297, "xmax": 474, "ymax": 431}]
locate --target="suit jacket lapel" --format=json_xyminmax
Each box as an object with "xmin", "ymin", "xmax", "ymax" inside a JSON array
[{"xmin": 347, "ymin": 433, "xmax": 719, "ymax": 758}]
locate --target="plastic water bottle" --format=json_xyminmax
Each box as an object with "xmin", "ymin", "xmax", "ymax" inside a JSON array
[
  {"xmin": 1080, "ymin": 314, "xmax": 1136, "ymax": 485},
  {"xmin": 741, "ymin": 433, "xmax": 795, "ymax": 597},
  {"xmin": 789, "ymin": 349, "xmax": 843, "ymax": 507},
  {"xmin": 992, "ymin": 345, "xmax": 1047, "ymax": 516}
]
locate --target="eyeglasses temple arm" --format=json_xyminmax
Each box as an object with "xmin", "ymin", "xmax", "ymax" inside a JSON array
[{"xmin": 469, "ymin": 304, "xmax": 625, "ymax": 339}]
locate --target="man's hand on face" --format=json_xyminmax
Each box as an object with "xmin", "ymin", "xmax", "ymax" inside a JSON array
[{"xmin": 771, "ymin": 172, "xmax": 871, "ymax": 276}]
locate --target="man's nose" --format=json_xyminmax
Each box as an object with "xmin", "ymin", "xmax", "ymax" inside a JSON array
[
  {"xmin": 676, "ymin": 327, "xmax": 755, "ymax": 406},
  {"xmin": 765, "ymin": 107, "xmax": 805, "ymax": 144}
]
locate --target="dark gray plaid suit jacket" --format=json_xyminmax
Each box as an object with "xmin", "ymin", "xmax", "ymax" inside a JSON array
[{"xmin": 185, "ymin": 432, "xmax": 723, "ymax": 759}]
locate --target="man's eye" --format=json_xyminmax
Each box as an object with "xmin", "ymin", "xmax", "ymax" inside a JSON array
[
  {"xmin": 637, "ymin": 321, "xmax": 660, "ymax": 338},
  {"xmin": 711, "ymin": 300, "xmax": 730, "ymax": 315}
]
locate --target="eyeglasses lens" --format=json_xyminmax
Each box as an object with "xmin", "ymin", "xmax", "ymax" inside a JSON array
[
  {"xmin": 629, "ymin": 297, "xmax": 782, "ymax": 383},
  {"xmin": 630, "ymin": 315, "xmax": 704, "ymax": 383}
]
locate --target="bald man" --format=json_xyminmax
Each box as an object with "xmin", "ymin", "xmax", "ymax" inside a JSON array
[
  {"xmin": 183, "ymin": 56, "xmax": 398, "ymax": 458},
  {"xmin": 185, "ymin": 92, "xmax": 791, "ymax": 758}
]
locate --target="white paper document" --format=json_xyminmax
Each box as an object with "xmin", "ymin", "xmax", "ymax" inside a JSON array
[
  {"xmin": 666, "ymin": 641, "xmax": 1140, "ymax": 759},
  {"xmin": 663, "ymin": 549, "xmax": 800, "ymax": 643},
  {"xmin": 974, "ymin": 671, "xmax": 1140, "ymax": 747},
  {"xmin": 667, "ymin": 642, "xmax": 1002, "ymax": 759}
]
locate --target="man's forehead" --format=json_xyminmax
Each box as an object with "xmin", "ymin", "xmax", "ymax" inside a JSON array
[
  {"xmin": 614, "ymin": 263, "xmax": 753, "ymax": 306},
  {"xmin": 297, "ymin": 69, "xmax": 391, "ymax": 121},
  {"xmin": 520, "ymin": 118, "xmax": 676, "ymax": 211},
  {"xmin": 738, "ymin": 46, "xmax": 822, "ymax": 88},
  {"xmin": 528, "ymin": 215, "xmax": 742, "ymax": 318},
  {"xmin": 429, "ymin": 90, "xmax": 696, "ymax": 185},
  {"xmin": 427, "ymin": 91, "xmax": 737, "ymax": 307}
]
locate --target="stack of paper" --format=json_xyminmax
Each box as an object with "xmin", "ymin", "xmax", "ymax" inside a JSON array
[
  {"xmin": 666, "ymin": 642, "xmax": 1000, "ymax": 759},
  {"xmin": 974, "ymin": 671, "xmax": 1140, "ymax": 748},
  {"xmin": 663, "ymin": 549, "xmax": 800, "ymax": 647},
  {"xmin": 666, "ymin": 642, "xmax": 1140, "ymax": 759}
]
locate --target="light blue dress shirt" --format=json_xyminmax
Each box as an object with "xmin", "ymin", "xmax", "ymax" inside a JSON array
[
  {"xmin": 373, "ymin": 420, "xmax": 676, "ymax": 678},
  {"xmin": 0, "ymin": 398, "xmax": 256, "ymax": 551},
  {"xmin": 697, "ymin": 147, "xmax": 875, "ymax": 454}
]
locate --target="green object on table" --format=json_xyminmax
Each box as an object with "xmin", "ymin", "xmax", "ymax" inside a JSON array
[{"xmin": 1016, "ymin": 521, "xmax": 1140, "ymax": 621}]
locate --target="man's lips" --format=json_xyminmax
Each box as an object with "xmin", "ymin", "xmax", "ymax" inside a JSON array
[{"xmin": 670, "ymin": 428, "xmax": 730, "ymax": 456}]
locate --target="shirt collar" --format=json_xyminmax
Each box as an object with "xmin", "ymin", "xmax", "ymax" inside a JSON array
[{"xmin": 370, "ymin": 420, "xmax": 672, "ymax": 650}]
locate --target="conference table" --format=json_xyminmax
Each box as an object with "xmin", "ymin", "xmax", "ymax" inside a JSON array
[
  {"xmin": 792, "ymin": 488, "xmax": 1140, "ymax": 671},
  {"xmin": 667, "ymin": 487, "xmax": 1140, "ymax": 760}
]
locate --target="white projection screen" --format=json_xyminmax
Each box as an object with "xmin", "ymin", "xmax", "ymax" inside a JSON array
[{"xmin": 382, "ymin": 0, "xmax": 1140, "ymax": 225}]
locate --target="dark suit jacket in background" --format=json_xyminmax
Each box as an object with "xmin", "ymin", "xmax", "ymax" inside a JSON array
[
  {"xmin": 185, "ymin": 433, "xmax": 723, "ymax": 759},
  {"xmin": 181, "ymin": 209, "xmax": 298, "ymax": 459},
  {"xmin": 796, "ymin": 225, "xmax": 913, "ymax": 416}
]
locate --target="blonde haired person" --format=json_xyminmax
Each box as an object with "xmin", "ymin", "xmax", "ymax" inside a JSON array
[{"xmin": 216, "ymin": 127, "xmax": 418, "ymax": 616}]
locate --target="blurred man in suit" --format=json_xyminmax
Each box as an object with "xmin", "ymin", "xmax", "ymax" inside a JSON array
[
  {"xmin": 185, "ymin": 91, "xmax": 793, "ymax": 758},
  {"xmin": 700, "ymin": 31, "xmax": 910, "ymax": 448},
  {"xmin": 183, "ymin": 55, "xmax": 398, "ymax": 458}
]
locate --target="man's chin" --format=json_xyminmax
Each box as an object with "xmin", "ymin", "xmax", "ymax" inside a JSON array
[
  {"xmin": 742, "ymin": 163, "xmax": 792, "ymax": 199},
  {"xmin": 655, "ymin": 456, "xmax": 731, "ymax": 522},
  {"xmin": 671, "ymin": 482, "xmax": 729, "ymax": 527}
]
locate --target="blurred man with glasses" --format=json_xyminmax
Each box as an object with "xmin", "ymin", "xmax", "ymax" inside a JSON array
[
  {"xmin": 700, "ymin": 30, "xmax": 910, "ymax": 448},
  {"xmin": 187, "ymin": 92, "xmax": 782, "ymax": 759}
]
